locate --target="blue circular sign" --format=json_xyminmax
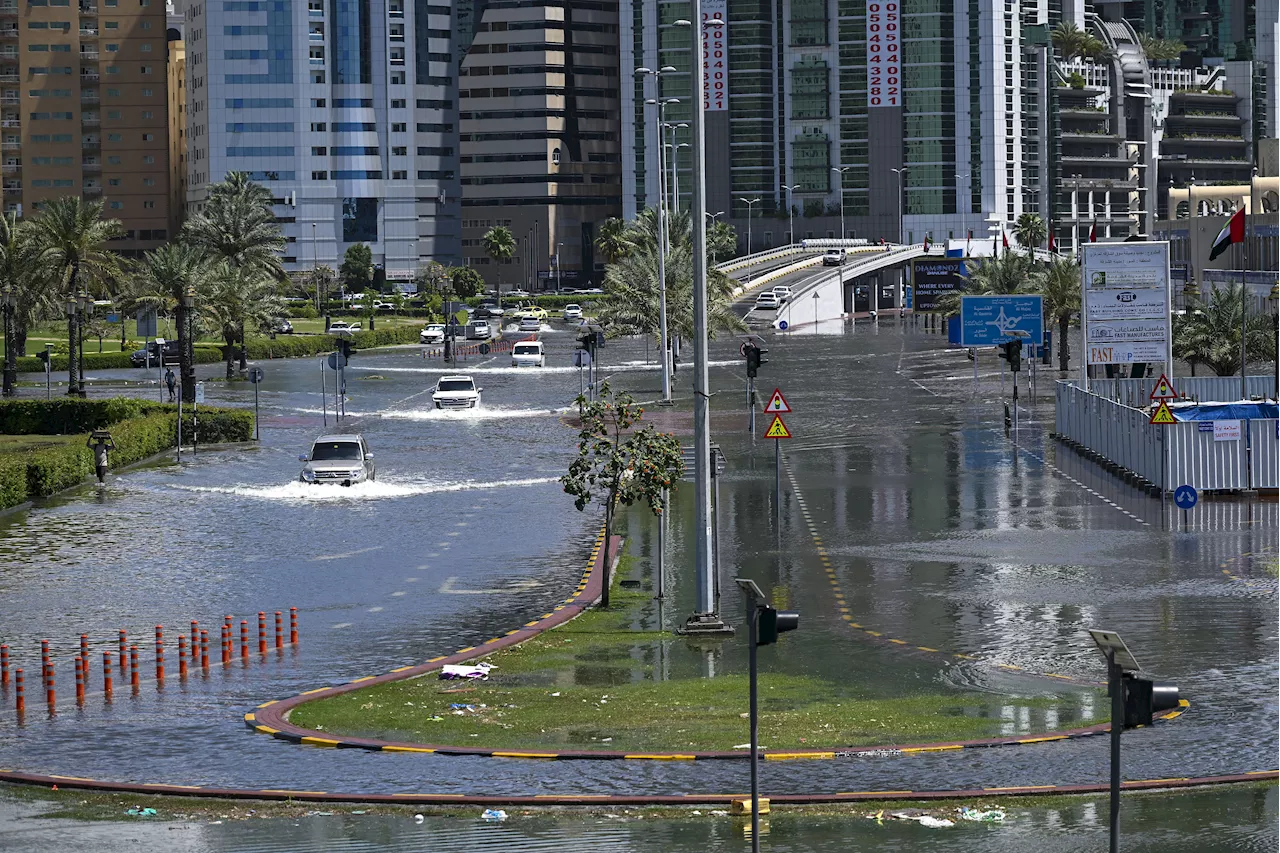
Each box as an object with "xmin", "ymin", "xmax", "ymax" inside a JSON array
[
  {"xmin": 778, "ymin": 320, "xmax": 789, "ymax": 331},
  {"xmin": 1173, "ymin": 485, "xmax": 1198, "ymax": 510}
]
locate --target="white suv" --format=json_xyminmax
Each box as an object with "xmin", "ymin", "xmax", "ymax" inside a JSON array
[
  {"xmin": 511, "ymin": 340, "xmax": 545, "ymax": 367},
  {"xmin": 432, "ymin": 375, "xmax": 481, "ymax": 409}
]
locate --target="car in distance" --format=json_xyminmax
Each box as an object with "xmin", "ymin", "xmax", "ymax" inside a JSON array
[
  {"xmin": 822, "ymin": 249, "xmax": 846, "ymax": 266},
  {"xmin": 772, "ymin": 286, "xmax": 793, "ymax": 303},
  {"xmin": 298, "ymin": 434, "xmax": 375, "ymax": 487},
  {"xmin": 511, "ymin": 340, "xmax": 545, "ymax": 367},
  {"xmin": 754, "ymin": 292, "xmax": 781, "ymax": 311},
  {"xmin": 419, "ymin": 324, "xmax": 446, "ymax": 345},
  {"xmin": 432, "ymin": 374, "xmax": 481, "ymax": 409},
  {"xmin": 510, "ymin": 305, "xmax": 549, "ymax": 322},
  {"xmin": 475, "ymin": 300, "xmax": 505, "ymax": 319},
  {"xmin": 518, "ymin": 316, "xmax": 543, "ymax": 333},
  {"xmin": 129, "ymin": 339, "xmax": 180, "ymax": 367},
  {"xmin": 562, "ymin": 303, "xmax": 582, "ymax": 321},
  {"xmin": 465, "ymin": 320, "xmax": 492, "ymax": 340},
  {"xmin": 328, "ymin": 320, "xmax": 361, "ymax": 333},
  {"xmin": 270, "ymin": 318, "xmax": 294, "ymax": 334}
]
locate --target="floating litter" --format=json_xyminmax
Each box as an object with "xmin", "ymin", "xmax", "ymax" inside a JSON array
[{"xmin": 481, "ymin": 809, "xmax": 508, "ymax": 822}]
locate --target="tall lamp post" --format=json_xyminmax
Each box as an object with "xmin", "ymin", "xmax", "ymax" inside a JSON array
[
  {"xmin": 740, "ymin": 197, "xmax": 762, "ymax": 255},
  {"xmin": 831, "ymin": 166, "xmax": 852, "ymax": 242},
  {"xmin": 783, "ymin": 184, "xmax": 800, "ymax": 245},
  {"xmin": 637, "ymin": 67, "xmax": 678, "ymax": 406},
  {"xmin": 180, "ymin": 286, "xmax": 196, "ymax": 404},
  {"xmin": 891, "ymin": 167, "xmax": 909, "ymax": 245},
  {"xmin": 1, "ymin": 284, "xmax": 15, "ymax": 397}
]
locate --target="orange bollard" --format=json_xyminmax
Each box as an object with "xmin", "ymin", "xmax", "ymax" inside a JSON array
[
  {"xmin": 14, "ymin": 667, "xmax": 23, "ymax": 715},
  {"xmin": 220, "ymin": 623, "xmax": 230, "ymax": 665},
  {"xmin": 102, "ymin": 651, "xmax": 112, "ymax": 698},
  {"xmin": 45, "ymin": 661, "xmax": 55, "ymax": 713},
  {"xmin": 290, "ymin": 607, "xmax": 298, "ymax": 644},
  {"xmin": 1, "ymin": 643, "xmax": 8, "ymax": 686},
  {"xmin": 155, "ymin": 626, "xmax": 165, "ymax": 682},
  {"xmin": 177, "ymin": 636, "xmax": 188, "ymax": 679},
  {"xmin": 129, "ymin": 645, "xmax": 140, "ymax": 691},
  {"xmin": 223, "ymin": 615, "xmax": 233, "ymax": 652},
  {"xmin": 190, "ymin": 620, "xmax": 199, "ymax": 656},
  {"xmin": 40, "ymin": 639, "xmax": 50, "ymax": 689},
  {"xmin": 240, "ymin": 620, "xmax": 249, "ymax": 661},
  {"xmin": 74, "ymin": 657, "xmax": 84, "ymax": 705},
  {"xmin": 274, "ymin": 611, "xmax": 284, "ymax": 649},
  {"xmin": 258, "ymin": 612, "xmax": 268, "ymax": 655},
  {"xmin": 199, "ymin": 630, "xmax": 209, "ymax": 670},
  {"xmin": 118, "ymin": 630, "xmax": 127, "ymax": 679},
  {"xmin": 80, "ymin": 633, "xmax": 89, "ymax": 684}
]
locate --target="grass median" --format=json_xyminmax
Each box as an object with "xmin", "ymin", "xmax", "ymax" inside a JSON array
[{"xmin": 291, "ymin": 557, "xmax": 1078, "ymax": 754}]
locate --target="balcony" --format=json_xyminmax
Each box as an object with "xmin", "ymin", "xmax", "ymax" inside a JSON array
[
  {"xmin": 80, "ymin": 3, "xmax": 97, "ymax": 11},
  {"xmin": 0, "ymin": 143, "xmax": 17, "ymax": 151},
  {"xmin": 0, "ymin": 96, "xmax": 16, "ymax": 106},
  {"xmin": 81, "ymin": 72, "xmax": 100, "ymax": 82},
  {"xmin": 83, "ymin": 184, "xmax": 101, "ymax": 194},
  {"xmin": 0, "ymin": 3, "xmax": 16, "ymax": 15},
  {"xmin": 0, "ymin": 119, "xmax": 17, "ymax": 129},
  {"xmin": 81, "ymin": 114, "xmax": 99, "ymax": 125},
  {"xmin": 81, "ymin": 160, "xmax": 99, "ymax": 171},
  {"xmin": 80, "ymin": 51, "xmax": 99, "ymax": 61},
  {"xmin": 0, "ymin": 50, "xmax": 14, "ymax": 60},
  {"xmin": 0, "ymin": 28, "xmax": 16, "ymax": 39},
  {"xmin": 80, "ymin": 93, "xmax": 99, "ymax": 104},
  {"xmin": 1, "ymin": 163, "xmax": 17, "ymax": 173},
  {"xmin": 81, "ymin": 139, "xmax": 99, "ymax": 149},
  {"xmin": 3, "ymin": 184, "xmax": 20, "ymax": 195},
  {"xmin": 0, "ymin": 72, "xmax": 17, "ymax": 83},
  {"xmin": 79, "ymin": 28, "xmax": 98, "ymax": 38}
]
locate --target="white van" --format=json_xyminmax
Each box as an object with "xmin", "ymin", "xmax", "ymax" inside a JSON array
[{"xmin": 511, "ymin": 340, "xmax": 545, "ymax": 367}]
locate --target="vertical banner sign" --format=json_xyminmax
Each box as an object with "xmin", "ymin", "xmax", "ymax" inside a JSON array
[
  {"xmin": 702, "ymin": 0, "xmax": 727, "ymax": 111},
  {"xmin": 866, "ymin": 1, "xmax": 900, "ymax": 107}
]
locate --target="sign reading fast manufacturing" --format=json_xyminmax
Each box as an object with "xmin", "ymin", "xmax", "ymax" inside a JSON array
[
  {"xmin": 866, "ymin": 0, "xmax": 900, "ymax": 108},
  {"xmin": 702, "ymin": 0, "xmax": 727, "ymax": 112},
  {"xmin": 1081, "ymin": 242, "xmax": 1172, "ymax": 369}
]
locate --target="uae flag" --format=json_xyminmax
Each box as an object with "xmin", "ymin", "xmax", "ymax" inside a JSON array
[
  {"xmin": 1048, "ymin": 230, "xmax": 1057, "ymax": 253},
  {"xmin": 1209, "ymin": 207, "xmax": 1245, "ymax": 260},
  {"xmin": 923, "ymin": 235, "xmax": 931, "ymax": 252},
  {"xmin": 1089, "ymin": 220, "xmax": 1098, "ymax": 242}
]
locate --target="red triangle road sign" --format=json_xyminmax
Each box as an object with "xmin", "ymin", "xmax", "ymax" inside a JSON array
[
  {"xmin": 764, "ymin": 388, "xmax": 791, "ymax": 413},
  {"xmin": 1149, "ymin": 373, "xmax": 1178, "ymax": 401}
]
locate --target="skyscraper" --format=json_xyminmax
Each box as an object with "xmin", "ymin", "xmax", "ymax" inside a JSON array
[{"xmin": 183, "ymin": 0, "xmax": 461, "ymax": 280}]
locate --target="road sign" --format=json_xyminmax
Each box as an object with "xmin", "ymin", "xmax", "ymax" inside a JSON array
[
  {"xmin": 478, "ymin": 342, "xmax": 491, "ymax": 355},
  {"xmin": 327, "ymin": 352, "xmax": 347, "ymax": 370},
  {"xmin": 573, "ymin": 349, "xmax": 592, "ymax": 368},
  {"xmin": 1173, "ymin": 485, "xmax": 1198, "ymax": 510},
  {"xmin": 194, "ymin": 382, "xmax": 205, "ymax": 404},
  {"xmin": 764, "ymin": 415, "xmax": 791, "ymax": 439},
  {"xmin": 959, "ymin": 295, "xmax": 1044, "ymax": 347},
  {"xmin": 777, "ymin": 320, "xmax": 788, "ymax": 331},
  {"xmin": 1149, "ymin": 373, "xmax": 1177, "ymax": 400},
  {"xmin": 764, "ymin": 388, "xmax": 791, "ymax": 413},
  {"xmin": 1149, "ymin": 401, "xmax": 1177, "ymax": 425},
  {"xmin": 247, "ymin": 366, "xmax": 264, "ymax": 384}
]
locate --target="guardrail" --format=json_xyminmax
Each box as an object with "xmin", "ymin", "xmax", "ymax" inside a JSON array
[
  {"xmin": 1055, "ymin": 379, "xmax": 1278, "ymax": 492},
  {"xmin": 1087, "ymin": 376, "xmax": 1275, "ymax": 407}
]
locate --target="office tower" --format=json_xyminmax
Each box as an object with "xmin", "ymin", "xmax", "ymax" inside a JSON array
[
  {"xmin": 456, "ymin": 0, "xmax": 622, "ymax": 292},
  {"xmin": 183, "ymin": 0, "xmax": 461, "ymax": 281},
  {"xmin": 2, "ymin": 0, "xmax": 170, "ymax": 255}
]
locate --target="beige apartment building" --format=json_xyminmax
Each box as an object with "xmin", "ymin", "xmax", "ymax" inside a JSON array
[
  {"xmin": 457, "ymin": 0, "xmax": 621, "ymax": 291},
  {"xmin": 1, "ymin": 0, "xmax": 169, "ymax": 256},
  {"xmin": 165, "ymin": 20, "xmax": 180, "ymax": 236}
]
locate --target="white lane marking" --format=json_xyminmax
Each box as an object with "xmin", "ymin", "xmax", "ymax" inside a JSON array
[
  {"xmin": 439, "ymin": 577, "xmax": 544, "ymax": 594},
  {"xmin": 309, "ymin": 546, "xmax": 384, "ymax": 562}
]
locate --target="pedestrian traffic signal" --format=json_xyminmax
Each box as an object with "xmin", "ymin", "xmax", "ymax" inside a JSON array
[
  {"xmin": 997, "ymin": 339, "xmax": 1023, "ymax": 372},
  {"xmin": 756, "ymin": 606, "xmax": 799, "ymax": 646},
  {"xmin": 744, "ymin": 343, "xmax": 768, "ymax": 378},
  {"xmin": 35, "ymin": 350, "xmax": 50, "ymax": 364}
]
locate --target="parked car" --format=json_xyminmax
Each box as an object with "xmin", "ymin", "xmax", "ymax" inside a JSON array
[
  {"xmin": 298, "ymin": 434, "xmax": 375, "ymax": 487},
  {"xmin": 822, "ymin": 249, "xmax": 846, "ymax": 266},
  {"xmin": 328, "ymin": 320, "xmax": 361, "ymax": 334},
  {"xmin": 129, "ymin": 339, "xmax": 181, "ymax": 367},
  {"xmin": 772, "ymin": 286, "xmax": 793, "ymax": 303},
  {"xmin": 506, "ymin": 289, "xmax": 530, "ymax": 299},
  {"xmin": 562, "ymin": 303, "xmax": 582, "ymax": 321},
  {"xmin": 465, "ymin": 320, "xmax": 492, "ymax": 340},
  {"xmin": 419, "ymin": 324, "xmax": 446, "ymax": 345},
  {"xmin": 518, "ymin": 316, "xmax": 542, "ymax": 333},
  {"xmin": 270, "ymin": 318, "xmax": 294, "ymax": 334},
  {"xmin": 754, "ymin": 292, "xmax": 781, "ymax": 311},
  {"xmin": 511, "ymin": 340, "xmax": 545, "ymax": 367},
  {"xmin": 432, "ymin": 374, "xmax": 481, "ymax": 409},
  {"xmin": 475, "ymin": 301, "xmax": 505, "ymax": 319}
]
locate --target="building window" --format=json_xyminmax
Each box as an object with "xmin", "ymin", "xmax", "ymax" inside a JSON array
[
  {"xmin": 106, "ymin": 44, "xmax": 119, "ymax": 52},
  {"xmin": 141, "ymin": 110, "xmax": 152, "ymax": 119},
  {"xmin": 106, "ymin": 88, "xmax": 120, "ymax": 97},
  {"xmin": 391, "ymin": 122, "xmax": 405, "ymax": 132},
  {"xmin": 341, "ymin": 197, "xmax": 377, "ymax": 242},
  {"xmin": 107, "ymin": 133, "xmax": 122, "ymax": 141},
  {"xmin": 311, "ymin": 146, "xmax": 326, "ymax": 155},
  {"xmin": 390, "ymin": 98, "xmax": 405, "ymax": 108},
  {"xmin": 143, "ymin": 200, "xmax": 155, "ymax": 208},
  {"xmin": 140, "ymin": 65, "xmax": 152, "ymax": 74},
  {"xmin": 107, "ymin": 155, "xmax": 120, "ymax": 164},
  {"xmin": 142, "ymin": 177, "xmax": 154, "ymax": 186},
  {"xmin": 141, "ymin": 88, "xmax": 153, "ymax": 97},
  {"xmin": 108, "ymin": 178, "xmax": 121, "ymax": 186},
  {"xmin": 311, "ymin": 98, "xmax": 325, "ymax": 107},
  {"xmin": 392, "ymin": 170, "xmax": 406, "ymax": 180},
  {"xmin": 140, "ymin": 43, "xmax": 152, "ymax": 52},
  {"xmin": 107, "ymin": 110, "xmax": 121, "ymax": 119},
  {"xmin": 391, "ymin": 146, "xmax": 406, "ymax": 155},
  {"xmin": 109, "ymin": 201, "xmax": 123, "ymax": 209},
  {"xmin": 311, "ymin": 170, "xmax": 327, "ymax": 179},
  {"xmin": 310, "ymin": 122, "xmax": 326, "ymax": 131},
  {"xmin": 141, "ymin": 133, "xmax": 153, "ymax": 141},
  {"xmin": 142, "ymin": 155, "xmax": 154, "ymax": 163}
]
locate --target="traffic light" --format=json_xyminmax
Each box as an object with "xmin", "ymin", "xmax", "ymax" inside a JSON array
[
  {"xmin": 337, "ymin": 337, "xmax": 355, "ymax": 360},
  {"xmin": 744, "ymin": 343, "xmax": 768, "ymax": 378},
  {"xmin": 997, "ymin": 339, "xmax": 1023, "ymax": 372},
  {"xmin": 1120, "ymin": 674, "xmax": 1179, "ymax": 729},
  {"xmin": 35, "ymin": 350, "xmax": 50, "ymax": 365},
  {"xmin": 756, "ymin": 606, "xmax": 799, "ymax": 646}
]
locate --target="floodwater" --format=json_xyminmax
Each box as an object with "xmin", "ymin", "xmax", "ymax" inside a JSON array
[{"xmin": 0, "ymin": 312, "xmax": 1275, "ymax": 845}]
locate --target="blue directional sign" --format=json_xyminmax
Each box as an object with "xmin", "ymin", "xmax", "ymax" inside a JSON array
[
  {"xmin": 778, "ymin": 320, "xmax": 789, "ymax": 331},
  {"xmin": 959, "ymin": 295, "xmax": 1044, "ymax": 348},
  {"xmin": 1173, "ymin": 485, "xmax": 1198, "ymax": 510}
]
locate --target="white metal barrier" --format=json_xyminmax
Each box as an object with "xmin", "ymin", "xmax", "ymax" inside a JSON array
[{"xmin": 1088, "ymin": 376, "xmax": 1275, "ymax": 407}]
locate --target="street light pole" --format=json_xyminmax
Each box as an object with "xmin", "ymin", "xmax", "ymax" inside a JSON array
[
  {"xmin": 891, "ymin": 167, "xmax": 909, "ymax": 245},
  {"xmin": 638, "ymin": 71, "xmax": 677, "ymax": 406},
  {"xmin": 783, "ymin": 184, "xmax": 800, "ymax": 245},
  {"xmin": 831, "ymin": 166, "xmax": 851, "ymax": 242},
  {"xmin": 741, "ymin": 197, "xmax": 761, "ymax": 255}
]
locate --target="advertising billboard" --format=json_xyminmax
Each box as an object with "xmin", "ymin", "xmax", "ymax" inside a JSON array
[
  {"xmin": 911, "ymin": 258, "xmax": 965, "ymax": 311},
  {"xmin": 1080, "ymin": 242, "xmax": 1171, "ymax": 368}
]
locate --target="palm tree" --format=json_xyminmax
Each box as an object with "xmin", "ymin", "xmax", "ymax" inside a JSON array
[
  {"xmin": 481, "ymin": 226, "xmax": 516, "ymax": 303},
  {"xmin": 29, "ymin": 197, "xmax": 124, "ymax": 396},
  {"xmin": 1036, "ymin": 257, "xmax": 1081, "ymax": 372},
  {"xmin": 309, "ymin": 264, "xmax": 335, "ymax": 312},
  {"xmin": 934, "ymin": 251, "xmax": 1042, "ymax": 317},
  {"xmin": 1013, "ymin": 213, "xmax": 1047, "ymax": 250},
  {"xmin": 595, "ymin": 217, "xmax": 631, "ymax": 265},
  {"xmin": 199, "ymin": 266, "xmax": 286, "ymax": 380},
  {"xmin": 0, "ymin": 213, "xmax": 47, "ymax": 393},
  {"xmin": 182, "ymin": 173, "xmax": 286, "ymax": 282},
  {"xmin": 1052, "ymin": 22, "xmax": 1108, "ymax": 61},
  {"xmin": 1173, "ymin": 283, "xmax": 1275, "ymax": 377},
  {"xmin": 134, "ymin": 243, "xmax": 225, "ymax": 401}
]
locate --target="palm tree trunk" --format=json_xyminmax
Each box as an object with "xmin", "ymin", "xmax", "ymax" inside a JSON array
[
  {"xmin": 238, "ymin": 320, "xmax": 247, "ymax": 371},
  {"xmin": 66, "ymin": 305, "xmax": 79, "ymax": 397},
  {"xmin": 1058, "ymin": 314, "xmax": 1070, "ymax": 372},
  {"xmin": 601, "ymin": 502, "xmax": 613, "ymax": 609},
  {"xmin": 177, "ymin": 300, "xmax": 195, "ymax": 403},
  {"xmin": 224, "ymin": 338, "xmax": 234, "ymax": 380}
]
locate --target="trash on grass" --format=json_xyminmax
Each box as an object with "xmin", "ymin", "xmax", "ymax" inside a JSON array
[
  {"xmin": 888, "ymin": 812, "xmax": 954, "ymax": 828},
  {"xmin": 480, "ymin": 809, "xmax": 508, "ymax": 822},
  {"xmin": 126, "ymin": 807, "xmax": 159, "ymax": 817},
  {"xmin": 440, "ymin": 663, "xmax": 495, "ymax": 680}
]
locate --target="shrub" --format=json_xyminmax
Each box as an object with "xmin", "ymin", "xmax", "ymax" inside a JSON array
[
  {"xmin": 24, "ymin": 444, "xmax": 93, "ymax": 498},
  {"xmin": 15, "ymin": 346, "xmax": 222, "ymax": 373},
  {"xmin": 244, "ymin": 324, "xmax": 422, "ymax": 360}
]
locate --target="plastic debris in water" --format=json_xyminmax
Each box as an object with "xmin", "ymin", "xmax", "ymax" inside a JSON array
[
  {"xmin": 481, "ymin": 809, "xmax": 508, "ymax": 822},
  {"xmin": 958, "ymin": 807, "xmax": 1006, "ymax": 823}
]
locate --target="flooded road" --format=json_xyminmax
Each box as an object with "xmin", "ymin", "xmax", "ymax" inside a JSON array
[{"xmin": 0, "ymin": 317, "xmax": 1274, "ymax": 840}]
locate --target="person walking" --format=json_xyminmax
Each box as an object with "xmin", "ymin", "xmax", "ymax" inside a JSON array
[
  {"xmin": 87, "ymin": 431, "xmax": 115, "ymax": 484},
  {"xmin": 165, "ymin": 368, "xmax": 177, "ymax": 402}
]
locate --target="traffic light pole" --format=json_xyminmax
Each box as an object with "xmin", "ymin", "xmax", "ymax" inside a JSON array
[
  {"xmin": 1108, "ymin": 648, "xmax": 1122, "ymax": 853},
  {"xmin": 747, "ymin": 601, "xmax": 761, "ymax": 853}
]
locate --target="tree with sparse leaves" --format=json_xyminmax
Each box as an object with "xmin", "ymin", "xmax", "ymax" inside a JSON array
[{"xmin": 561, "ymin": 382, "xmax": 684, "ymax": 608}]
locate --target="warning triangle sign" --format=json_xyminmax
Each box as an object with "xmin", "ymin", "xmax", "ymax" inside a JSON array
[
  {"xmin": 764, "ymin": 388, "xmax": 791, "ymax": 413},
  {"xmin": 1149, "ymin": 401, "xmax": 1177, "ymax": 425},
  {"xmin": 764, "ymin": 414, "xmax": 792, "ymax": 439},
  {"xmin": 1149, "ymin": 373, "xmax": 1178, "ymax": 401}
]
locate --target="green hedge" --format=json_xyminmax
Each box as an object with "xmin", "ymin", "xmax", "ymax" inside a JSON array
[
  {"xmin": 0, "ymin": 401, "xmax": 254, "ymax": 510},
  {"xmin": 0, "ymin": 397, "xmax": 162, "ymax": 434},
  {"xmin": 245, "ymin": 324, "xmax": 422, "ymax": 360},
  {"xmin": 15, "ymin": 346, "xmax": 222, "ymax": 373}
]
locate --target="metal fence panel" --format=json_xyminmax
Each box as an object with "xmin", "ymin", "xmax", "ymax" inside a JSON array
[
  {"xmin": 1251, "ymin": 419, "xmax": 1279, "ymax": 489},
  {"xmin": 1089, "ymin": 376, "xmax": 1274, "ymax": 407}
]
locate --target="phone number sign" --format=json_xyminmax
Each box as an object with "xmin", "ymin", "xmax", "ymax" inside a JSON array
[
  {"xmin": 867, "ymin": 1, "xmax": 900, "ymax": 108},
  {"xmin": 702, "ymin": 0, "xmax": 727, "ymax": 112}
]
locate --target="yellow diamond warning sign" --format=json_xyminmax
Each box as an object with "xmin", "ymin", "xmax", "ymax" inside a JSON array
[
  {"xmin": 764, "ymin": 388, "xmax": 791, "ymax": 413},
  {"xmin": 1149, "ymin": 401, "xmax": 1177, "ymax": 425},
  {"xmin": 764, "ymin": 414, "xmax": 792, "ymax": 439}
]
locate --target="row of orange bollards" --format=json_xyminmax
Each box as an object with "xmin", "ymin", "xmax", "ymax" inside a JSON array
[{"xmin": 1, "ymin": 607, "xmax": 298, "ymax": 718}]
